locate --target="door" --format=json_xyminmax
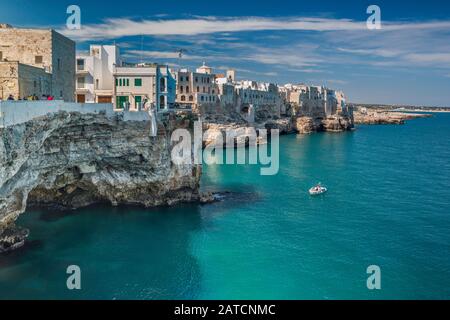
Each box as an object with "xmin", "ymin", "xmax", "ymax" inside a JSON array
[
  {"xmin": 77, "ymin": 94, "xmax": 85, "ymax": 103},
  {"xmin": 116, "ymin": 96, "xmax": 129, "ymax": 109},
  {"xmin": 135, "ymin": 96, "xmax": 142, "ymax": 109},
  {"xmin": 98, "ymin": 96, "xmax": 112, "ymax": 103}
]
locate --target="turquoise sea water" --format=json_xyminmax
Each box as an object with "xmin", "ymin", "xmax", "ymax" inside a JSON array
[{"xmin": 0, "ymin": 114, "xmax": 449, "ymax": 300}]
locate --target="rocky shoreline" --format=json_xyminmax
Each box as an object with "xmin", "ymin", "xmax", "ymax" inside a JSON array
[
  {"xmin": 202, "ymin": 114, "xmax": 354, "ymax": 146},
  {"xmin": 354, "ymin": 110, "xmax": 432, "ymax": 125}
]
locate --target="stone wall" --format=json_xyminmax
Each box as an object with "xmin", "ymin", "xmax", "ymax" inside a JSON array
[
  {"xmin": 0, "ymin": 27, "xmax": 75, "ymax": 101},
  {"xmin": 0, "ymin": 28, "xmax": 52, "ymax": 69},
  {"xmin": 51, "ymin": 30, "xmax": 76, "ymax": 101},
  {"xmin": 0, "ymin": 62, "xmax": 52, "ymax": 99},
  {"xmin": 0, "ymin": 62, "xmax": 18, "ymax": 99},
  {"xmin": 18, "ymin": 63, "xmax": 52, "ymax": 98},
  {"xmin": 0, "ymin": 101, "xmax": 154, "ymax": 128}
]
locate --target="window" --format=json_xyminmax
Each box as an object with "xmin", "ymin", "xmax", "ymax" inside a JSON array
[
  {"xmin": 179, "ymin": 76, "xmax": 183, "ymax": 82},
  {"xmin": 119, "ymin": 79, "xmax": 122, "ymax": 86},
  {"xmin": 181, "ymin": 95, "xmax": 186, "ymax": 101},
  {"xmin": 115, "ymin": 79, "xmax": 118, "ymax": 86},
  {"xmin": 126, "ymin": 79, "xmax": 130, "ymax": 86},
  {"xmin": 134, "ymin": 78, "xmax": 142, "ymax": 87},
  {"xmin": 180, "ymin": 86, "xmax": 184, "ymax": 93},
  {"xmin": 160, "ymin": 78, "xmax": 166, "ymax": 92},
  {"xmin": 35, "ymin": 56, "xmax": 43, "ymax": 64},
  {"xmin": 197, "ymin": 86, "xmax": 200, "ymax": 93},
  {"xmin": 77, "ymin": 59, "xmax": 85, "ymax": 71},
  {"xmin": 77, "ymin": 77, "xmax": 85, "ymax": 89},
  {"xmin": 186, "ymin": 76, "xmax": 189, "ymax": 82},
  {"xmin": 159, "ymin": 95, "xmax": 165, "ymax": 108},
  {"xmin": 95, "ymin": 79, "xmax": 99, "ymax": 90},
  {"xmin": 186, "ymin": 86, "xmax": 189, "ymax": 93},
  {"xmin": 195, "ymin": 77, "xmax": 198, "ymax": 82},
  {"xmin": 189, "ymin": 95, "xmax": 193, "ymax": 101}
]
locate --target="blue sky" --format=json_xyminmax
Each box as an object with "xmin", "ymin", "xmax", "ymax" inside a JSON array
[{"xmin": 1, "ymin": 0, "xmax": 450, "ymax": 106}]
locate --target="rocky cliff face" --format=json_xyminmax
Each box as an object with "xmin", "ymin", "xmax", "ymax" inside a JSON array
[
  {"xmin": 0, "ymin": 111, "xmax": 201, "ymax": 253},
  {"xmin": 295, "ymin": 116, "xmax": 354, "ymax": 134},
  {"xmin": 353, "ymin": 110, "xmax": 432, "ymax": 125}
]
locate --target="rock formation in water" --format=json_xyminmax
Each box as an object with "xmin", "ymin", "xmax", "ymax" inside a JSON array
[
  {"xmin": 294, "ymin": 116, "xmax": 354, "ymax": 134},
  {"xmin": 0, "ymin": 111, "xmax": 201, "ymax": 253},
  {"xmin": 353, "ymin": 110, "xmax": 432, "ymax": 125}
]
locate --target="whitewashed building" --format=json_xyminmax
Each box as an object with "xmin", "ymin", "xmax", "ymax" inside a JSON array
[
  {"xmin": 113, "ymin": 63, "xmax": 176, "ymax": 111},
  {"xmin": 76, "ymin": 45, "xmax": 121, "ymax": 103},
  {"xmin": 283, "ymin": 84, "xmax": 349, "ymax": 117}
]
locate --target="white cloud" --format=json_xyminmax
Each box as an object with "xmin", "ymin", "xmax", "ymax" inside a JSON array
[
  {"xmin": 61, "ymin": 16, "xmax": 366, "ymax": 40},
  {"xmin": 60, "ymin": 16, "xmax": 450, "ymax": 42}
]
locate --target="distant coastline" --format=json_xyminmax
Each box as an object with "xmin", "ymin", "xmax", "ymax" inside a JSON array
[{"xmin": 349, "ymin": 103, "xmax": 450, "ymax": 113}]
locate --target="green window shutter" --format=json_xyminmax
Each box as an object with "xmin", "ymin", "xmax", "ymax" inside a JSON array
[
  {"xmin": 126, "ymin": 79, "xmax": 130, "ymax": 86},
  {"xmin": 135, "ymin": 78, "xmax": 142, "ymax": 87},
  {"xmin": 135, "ymin": 95, "xmax": 142, "ymax": 108},
  {"xmin": 119, "ymin": 79, "xmax": 122, "ymax": 86},
  {"xmin": 115, "ymin": 78, "xmax": 118, "ymax": 86}
]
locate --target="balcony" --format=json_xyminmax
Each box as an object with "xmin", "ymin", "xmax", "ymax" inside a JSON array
[{"xmin": 76, "ymin": 67, "xmax": 89, "ymax": 75}]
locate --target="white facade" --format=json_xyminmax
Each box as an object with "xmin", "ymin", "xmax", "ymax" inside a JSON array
[
  {"xmin": 113, "ymin": 64, "xmax": 176, "ymax": 111},
  {"xmin": 282, "ymin": 84, "xmax": 349, "ymax": 117},
  {"xmin": 76, "ymin": 45, "xmax": 121, "ymax": 103}
]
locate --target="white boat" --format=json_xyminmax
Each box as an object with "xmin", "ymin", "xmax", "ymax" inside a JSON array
[{"xmin": 309, "ymin": 184, "xmax": 327, "ymax": 195}]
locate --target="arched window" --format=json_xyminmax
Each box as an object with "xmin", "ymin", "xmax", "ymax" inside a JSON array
[
  {"xmin": 180, "ymin": 86, "xmax": 184, "ymax": 93},
  {"xmin": 160, "ymin": 78, "xmax": 166, "ymax": 92},
  {"xmin": 197, "ymin": 86, "xmax": 200, "ymax": 93},
  {"xmin": 189, "ymin": 95, "xmax": 193, "ymax": 101},
  {"xmin": 181, "ymin": 95, "xmax": 186, "ymax": 101},
  {"xmin": 186, "ymin": 86, "xmax": 189, "ymax": 93}
]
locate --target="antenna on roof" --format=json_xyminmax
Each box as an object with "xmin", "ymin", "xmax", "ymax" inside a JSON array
[{"xmin": 176, "ymin": 48, "xmax": 187, "ymax": 70}]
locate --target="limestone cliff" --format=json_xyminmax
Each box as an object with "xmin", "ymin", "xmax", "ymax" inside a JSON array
[
  {"xmin": 294, "ymin": 116, "xmax": 354, "ymax": 134},
  {"xmin": 353, "ymin": 110, "xmax": 432, "ymax": 125},
  {"xmin": 0, "ymin": 111, "xmax": 201, "ymax": 253}
]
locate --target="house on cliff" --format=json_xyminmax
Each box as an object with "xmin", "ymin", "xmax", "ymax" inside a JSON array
[
  {"xmin": 76, "ymin": 44, "xmax": 122, "ymax": 104},
  {"xmin": 0, "ymin": 24, "xmax": 75, "ymax": 101}
]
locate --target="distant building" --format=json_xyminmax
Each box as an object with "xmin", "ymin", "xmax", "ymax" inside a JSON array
[
  {"xmin": 234, "ymin": 80, "xmax": 280, "ymax": 106},
  {"xmin": 283, "ymin": 84, "xmax": 349, "ymax": 117},
  {"xmin": 174, "ymin": 63, "xmax": 218, "ymax": 108},
  {"xmin": 113, "ymin": 63, "xmax": 175, "ymax": 111},
  {"xmin": 76, "ymin": 45, "xmax": 121, "ymax": 103},
  {"xmin": 0, "ymin": 24, "xmax": 75, "ymax": 101}
]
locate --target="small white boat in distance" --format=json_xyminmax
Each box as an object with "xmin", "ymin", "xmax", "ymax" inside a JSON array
[{"xmin": 309, "ymin": 183, "xmax": 328, "ymax": 196}]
